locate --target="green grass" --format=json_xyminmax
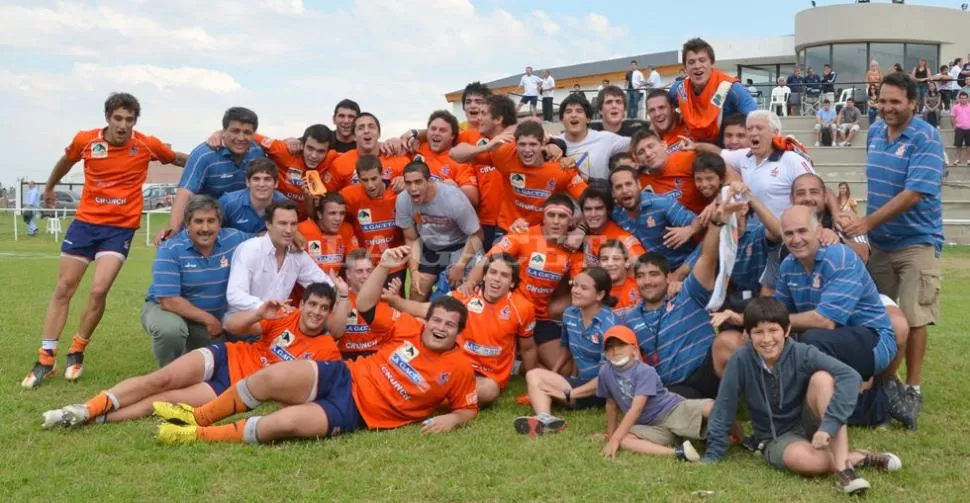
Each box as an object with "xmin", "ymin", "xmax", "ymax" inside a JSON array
[{"xmin": 1, "ymin": 236, "xmax": 969, "ymax": 502}]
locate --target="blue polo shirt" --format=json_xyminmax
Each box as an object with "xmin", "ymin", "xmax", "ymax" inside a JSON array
[
  {"xmin": 561, "ymin": 305, "xmax": 618, "ymax": 381},
  {"xmin": 217, "ymin": 188, "xmax": 288, "ymax": 234},
  {"xmin": 611, "ymin": 192, "xmax": 697, "ymax": 269},
  {"xmin": 623, "ymin": 273, "xmax": 715, "ymax": 385},
  {"xmin": 774, "ymin": 244, "xmax": 897, "ymax": 373},
  {"xmin": 147, "ymin": 228, "xmax": 252, "ymax": 320},
  {"xmin": 179, "ymin": 142, "xmax": 266, "ymax": 198},
  {"xmin": 865, "ymin": 118, "xmax": 944, "ymax": 254},
  {"xmin": 786, "ymin": 74, "xmax": 804, "ymax": 93},
  {"xmin": 684, "ymin": 214, "xmax": 770, "ymax": 293}
]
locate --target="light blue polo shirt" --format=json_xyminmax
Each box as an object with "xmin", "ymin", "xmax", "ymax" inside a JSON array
[
  {"xmin": 218, "ymin": 188, "xmax": 288, "ymax": 234},
  {"xmin": 683, "ymin": 214, "xmax": 770, "ymax": 293},
  {"xmin": 561, "ymin": 305, "xmax": 618, "ymax": 381},
  {"xmin": 774, "ymin": 244, "xmax": 897, "ymax": 373},
  {"xmin": 179, "ymin": 142, "xmax": 266, "ymax": 198},
  {"xmin": 147, "ymin": 228, "xmax": 252, "ymax": 320},
  {"xmin": 865, "ymin": 118, "xmax": 944, "ymax": 254},
  {"xmin": 623, "ymin": 273, "xmax": 715, "ymax": 385},
  {"xmin": 611, "ymin": 192, "xmax": 697, "ymax": 269}
]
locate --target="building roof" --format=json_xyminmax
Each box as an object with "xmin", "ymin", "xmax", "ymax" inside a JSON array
[{"xmin": 462, "ymin": 50, "xmax": 680, "ymax": 92}]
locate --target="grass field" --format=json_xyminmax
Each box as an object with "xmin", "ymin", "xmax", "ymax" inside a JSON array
[{"xmin": 2, "ymin": 231, "xmax": 969, "ymax": 502}]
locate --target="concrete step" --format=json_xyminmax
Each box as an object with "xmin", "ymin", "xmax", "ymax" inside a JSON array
[
  {"xmin": 829, "ymin": 181, "xmax": 970, "ymax": 202},
  {"xmin": 781, "ymin": 115, "xmax": 954, "ymax": 130},
  {"xmin": 943, "ymin": 221, "xmax": 970, "ymax": 245},
  {"xmin": 788, "ymin": 128, "xmax": 958, "ymax": 146},
  {"xmin": 813, "ymin": 163, "xmax": 970, "ymax": 181},
  {"xmin": 805, "ymin": 145, "xmax": 963, "ymax": 165}
]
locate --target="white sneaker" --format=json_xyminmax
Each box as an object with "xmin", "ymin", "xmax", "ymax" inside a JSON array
[
  {"xmin": 41, "ymin": 404, "xmax": 89, "ymax": 429},
  {"xmin": 814, "ymin": 141, "xmax": 820, "ymax": 147}
]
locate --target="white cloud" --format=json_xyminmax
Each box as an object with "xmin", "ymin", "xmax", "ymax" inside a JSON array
[
  {"xmin": 261, "ymin": 0, "xmax": 304, "ymax": 15},
  {"xmin": 586, "ymin": 12, "xmax": 626, "ymax": 39},
  {"xmin": 533, "ymin": 10, "xmax": 560, "ymax": 36}
]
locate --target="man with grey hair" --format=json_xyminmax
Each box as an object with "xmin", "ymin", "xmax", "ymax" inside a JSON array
[{"xmin": 142, "ymin": 195, "xmax": 252, "ymax": 366}]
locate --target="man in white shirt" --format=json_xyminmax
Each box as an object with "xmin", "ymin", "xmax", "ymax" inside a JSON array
[
  {"xmin": 556, "ymin": 93, "xmax": 630, "ymax": 183},
  {"xmin": 647, "ymin": 65, "xmax": 662, "ymax": 90},
  {"xmin": 626, "ymin": 60, "xmax": 646, "ymax": 119},
  {"xmin": 540, "ymin": 70, "xmax": 556, "ymax": 123},
  {"xmin": 226, "ymin": 200, "xmax": 333, "ymax": 314},
  {"xmin": 516, "ymin": 66, "xmax": 542, "ymax": 118},
  {"xmin": 24, "ymin": 182, "xmax": 41, "ymax": 236}
]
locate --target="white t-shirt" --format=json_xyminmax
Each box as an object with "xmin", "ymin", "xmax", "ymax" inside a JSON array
[
  {"xmin": 541, "ymin": 76, "xmax": 555, "ymax": 98},
  {"xmin": 648, "ymin": 70, "xmax": 662, "ymax": 89},
  {"xmin": 557, "ymin": 129, "xmax": 631, "ymax": 181},
  {"xmin": 945, "ymin": 65, "xmax": 963, "ymax": 91},
  {"xmin": 721, "ymin": 147, "xmax": 817, "ymax": 219},
  {"xmin": 631, "ymin": 70, "xmax": 645, "ymax": 90},
  {"xmin": 520, "ymin": 74, "xmax": 542, "ymax": 97}
]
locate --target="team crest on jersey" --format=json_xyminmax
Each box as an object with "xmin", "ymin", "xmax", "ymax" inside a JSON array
[
  {"xmin": 647, "ymin": 216, "xmax": 656, "ymax": 228},
  {"xmin": 437, "ymin": 372, "xmax": 451, "ymax": 385},
  {"xmin": 545, "ymin": 179, "xmax": 556, "ymax": 191},
  {"xmin": 510, "ymin": 173, "xmax": 526, "ymax": 189},
  {"xmin": 812, "ymin": 274, "xmax": 822, "ymax": 289},
  {"xmin": 528, "ymin": 252, "xmax": 546, "ymax": 271},
  {"xmin": 396, "ymin": 341, "xmax": 419, "ymax": 362},
  {"xmin": 346, "ymin": 309, "xmax": 359, "ymax": 326},
  {"xmin": 591, "ymin": 333, "xmax": 600, "ymax": 344},
  {"xmin": 499, "ymin": 306, "xmax": 511, "ymax": 320},
  {"xmin": 477, "ymin": 138, "xmax": 489, "ymax": 146},
  {"xmin": 895, "ymin": 144, "xmax": 908, "ymax": 156},
  {"xmin": 629, "ymin": 289, "xmax": 638, "ymax": 301},
  {"xmin": 413, "ymin": 154, "xmax": 425, "ymax": 163},
  {"xmin": 308, "ymin": 241, "xmax": 321, "ymax": 256},
  {"xmin": 440, "ymin": 165, "xmax": 450, "ymax": 176},
  {"xmin": 770, "ymin": 167, "xmax": 779, "ymax": 177},
  {"xmin": 219, "ymin": 256, "xmax": 229, "ymax": 268},
  {"xmin": 287, "ymin": 167, "xmax": 303, "ymax": 187},
  {"xmin": 91, "ymin": 142, "xmax": 108, "ymax": 159},
  {"xmin": 273, "ymin": 330, "xmax": 295, "ymax": 348},
  {"xmin": 128, "ymin": 145, "xmax": 139, "ymax": 156},
  {"xmin": 357, "ymin": 209, "xmax": 373, "ymax": 225},
  {"xmin": 466, "ymin": 298, "xmax": 485, "ymax": 314}
]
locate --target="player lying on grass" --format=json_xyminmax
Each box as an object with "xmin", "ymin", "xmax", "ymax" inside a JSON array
[
  {"xmin": 153, "ymin": 246, "xmax": 479, "ymax": 444},
  {"xmin": 702, "ymin": 297, "xmax": 902, "ymax": 496},
  {"xmin": 41, "ymin": 281, "xmax": 349, "ymax": 428},
  {"xmin": 382, "ymin": 252, "xmax": 538, "ymax": 406}
]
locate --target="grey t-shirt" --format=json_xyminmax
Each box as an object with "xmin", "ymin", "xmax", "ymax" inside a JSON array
[
  {"xmin": 558, "ymin": 129, "xmax": 630, "ymax": 182},
  {"xmin": 840, "ymin": 106, "xmax": 860, "ymax": 124},
  {"xmin": 596, "ymin": 360, "xmax": 684, "ymax": 425},
  {"xmin": 395, "ymin": 182, "xmax": 480, "ymax": 250}
]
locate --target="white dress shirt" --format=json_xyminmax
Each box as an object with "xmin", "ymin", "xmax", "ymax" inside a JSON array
[
  {"xmin": 226, "ymin": 234, "xmax": 333, "ymax": 314},
  {"xmin": 648, "ymin": 70, "xmax": 662, "ymax": 88}
]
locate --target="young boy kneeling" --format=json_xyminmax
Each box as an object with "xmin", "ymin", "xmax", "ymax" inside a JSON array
[
  {"xmin": 702, "ymin": 297, "xmax": 901, "ymax": 495},
  {"xmin": 596, "ymin": 326, "xmax": 729, "ymax": 462}
]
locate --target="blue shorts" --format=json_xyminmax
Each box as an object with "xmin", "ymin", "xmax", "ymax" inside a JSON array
[
  {"xmin": 61, "ymin": 220, "xmax": 136, "ymax": 262},
  {"xmin": 520, "ymin": 95, "xmax": 538, "ymax": 105},
  {"xmin": 566, "ymin": 376, "xmax": 606, "ymax": 410},
  {"xmin": 534, "ymin": 320, "xmax": 562, "ymax": 345},
  {"xmin": 199, "ymin": 344, "xmax": 232, "ymax": 395},
  {"xmin": 313, "ymin": 361, "xmax": 365, "ymax": 436}
]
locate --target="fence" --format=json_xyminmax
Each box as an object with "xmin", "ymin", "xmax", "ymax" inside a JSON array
[{"xmin": 0, "ymin": 208, "xmax": 173, "ymax": 250}]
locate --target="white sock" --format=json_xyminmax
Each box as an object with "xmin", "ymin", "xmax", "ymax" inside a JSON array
[
  {"xmin": 41, "ymin": 340, "xmax": 58, "ymax": 351},
  {"xmin": 236, "ymin": 380, "xmax": 263, "ymax": 409},
  {"xmin": 242, "ymin": 416, "xmax": 263, "ymax": 444},
  {"xmin": 104, "ymin": 391, "xmax": 121, "ymax": 410},
  {"xmin": 911, "ymin": 385, "xmax": 921, "ymax": 394}
]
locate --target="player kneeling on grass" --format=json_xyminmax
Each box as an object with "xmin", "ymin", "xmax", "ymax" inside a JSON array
[
  {"xmin": 702, "ymin": 297, "xmax": 902, "ymax": 496},
  {"xmin": 41, "ymin": 282, "xmax": 349, "ymax": 428},
  {"xmin": 594, "ymin": 325, "xmax": 739, "ymax": 462},
  {"xmin": 153, "ymin": 246, "xmax": 479, "ymax": 445}
]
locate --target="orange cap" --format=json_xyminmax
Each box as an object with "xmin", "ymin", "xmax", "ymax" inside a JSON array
[{"xmin": 603, "ymin": 325, "xmax": 638, "ymax": 347}]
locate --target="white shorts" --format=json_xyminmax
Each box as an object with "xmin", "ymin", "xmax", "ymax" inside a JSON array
[
  {"xmin": 839, "ymin": 124, "xmax": 860, "ymax": 134},
  {"xmin": 814, "ymin": 123, "xmax": 836, "ymax": 131}
]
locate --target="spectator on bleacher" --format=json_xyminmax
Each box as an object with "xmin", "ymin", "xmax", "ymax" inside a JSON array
[
  {"xmin": 786, "ymin": 66, "xmax": 805, "ymax": 116},
  {"xmin": 951, "ymin": 92, "xmax": 970, "ymax": 166},
  {"xmin": 821, "ymin": 64, "xmax": 838, "ymax": 104},
  {"xmin": 590, "ymin": 85, "xmax": 650, "ymax": 137},
  {"xmin": 867, "ymin": 84, "xmax": 880, "ymax": 124},
  {"xmin": 24, "ymin": 181, "xmax": 40, "ymax": 236},
  {"xmin": 142, "ymin": 196, "xmax": 250, "ymax": 366},
  {"xmin": 647, "ymin": 65, "xmax": 662, "ymax": 89},
  {"xmin": 745, "ymin": 79, "xmax": 759, "ymax": 97},
  {"xmin": 572, "ymin": 84, "xmax": 584, "ymax": 96},
  {"xmin": 598, "ymin": 79, "xmax": 609, "ymax": 92},
  {"xmin": 912, "ymin": 58, "xmax": 931, "ymax": 113},
  {"xmin": 923, "ymin": 82, "xmax": 942, "ymax": 130},
  {"xmin": 803, "ymin": 67, "xmax": 822, "ymax": 98},
  {"xmin": 515, "ymin": 66, "xmax": 542, "ymax": 119},
  {"xmin": 540, "ymin": 70, "xmax": 556, "ymax": 123},
  {"xmin": 892, "ymin": 63, "xmax": 904, "ymax": 73},
  {"xmin": 814, "ymin": 100, "xmax": 838, "ymax": 147},
  {"xmin": 943, "ymin": 60, "xmax": 963, "ymax": 110},
  {"xmin": 626, "ymin": 60, "xmax": 646, "ymax": 120},
  {"xmin": 836, "ymin": 99, "xmax": 861, "ymax": 147},
  {"xmin": 770, "ymin": 77, "xmax": 791, "ymax": 116},
  {"xmin": 958, "ymin": 55, "xmax": 970, "ymax": 90},
  {"xmin": 837, "ymin": 182, "xmax": 859, "ymax": 216},
  {"xmin": 867, "ymin": 60, "xmax": 883, "ymax": 86}
]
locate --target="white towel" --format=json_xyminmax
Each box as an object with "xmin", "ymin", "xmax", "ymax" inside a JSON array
[{"xmin": 706, "ymin": 186, "xmax": 740, "ymax": 312}]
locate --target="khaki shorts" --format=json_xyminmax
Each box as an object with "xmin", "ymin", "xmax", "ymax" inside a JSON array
[
  {"xmin": 868, "ymin": 244, "xmax": 941, "ymax": 327},
  {"xmin": 629, "ymin": 399, "xmax": 710, "ymax": 447},
  {"xmin": 763, "ymin": 409, "xmax": 821, "ymax": 471}
]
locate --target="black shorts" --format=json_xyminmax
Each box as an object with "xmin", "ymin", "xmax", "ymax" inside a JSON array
[
  {"xmin": 796, "ymin": 326, "xmax": 878, "ymax": 380},
  {"xmin": 481, "ymin": 225, "xmax": 505, "ymax": 252},
  {"xmin": 418, "ymin": 243, "xmax": 464, "ymax": 276},
  {"xmin": 566, "ymin": 376, "xmax": 606, "ymax": 410},
  {"xmin": 520, "ymin": 95, "xmax": 538, "ymax": 106},
  {"xmin": 955, "ymin": 128, "xmax": 970, "ymax": 148},
  {"xmin": 668, "ymin": 350, "xmax": 720, "ymax": 400},
  {"xmin": 534, "ymin": 320, "xmax": 562, "ymax": 345}
]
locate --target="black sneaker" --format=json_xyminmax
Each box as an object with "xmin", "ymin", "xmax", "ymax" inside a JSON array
[
  {"xmin": 64, "ymin": 351, "xmax": 85, "ymax": 381},
  {"xmin": 21, "ymin": 360, "xmax": 56, "ymax": 389},
  {"xmin": 885, "ymin": 377, "xmax": 918, "ymax": 430},
  {"xmin": 904, "ymin": 387, "xmax": 923, "ymax": 414},
  {"xmin": 740, "ymin": 435, "xmax": 763, "ymax": 454},
  {"xmin": 835, "ymin": 467, "xmax": 871, "ymax": 495},
  {"xmin": 856, "ymin": 450, "xmax": 903, "ymax": 471}
]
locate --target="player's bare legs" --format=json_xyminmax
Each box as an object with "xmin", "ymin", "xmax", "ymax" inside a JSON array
[
  {"xmin": 23, "ymin": 256, "xmax": 88, "ymax": 388},
  {"xmin": 476, "ymin": 376, "xmax": 501, "ymax": 406},
  {"xmin": 65, "ymin": 254, "xmax": 127, "ymax": 380}
]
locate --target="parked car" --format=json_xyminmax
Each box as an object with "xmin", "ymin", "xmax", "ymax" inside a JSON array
[
  {"xmin": 143, "ymin": 185, "xmax": 177, "ymax": 210},
  {"xmin": 40, "ymin": 190, "xmax": 80, "ymax": 217}
]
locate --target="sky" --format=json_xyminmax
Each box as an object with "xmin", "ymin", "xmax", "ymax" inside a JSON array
[{"xmin": 0, "ymin": 0, "xmax": 961, "ymax": 185}]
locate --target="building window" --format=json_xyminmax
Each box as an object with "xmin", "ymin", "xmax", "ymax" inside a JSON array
[
  {"xmin": 869, "ymin": 43, "xmax": 904, "ymax": 76},
  {"xmin": 832, "ymin": 43, "xmax": 868, "ymax": 87},
  {"xmin": 904, "ymin": 44, "xmax": 939, "ymax": 76},
  {"xmin": 804, "ymin": 46, "xmax": 831, "ymax": 76}
]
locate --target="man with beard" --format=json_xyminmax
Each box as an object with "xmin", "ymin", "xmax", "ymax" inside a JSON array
[
  {"xmin": 576, "ymin": 187, "xmax": 644, "ymax": 268},
  {"xmin": 590, "ymin": 85, "xmax": 650, "ymax": 137},
  {"xmin": 325, "ymin": 113, "xmax": 411, "ymax": 192},
  {"xmin": 645, "ymin": 89, "xmax": 691, "ymax": 152},
  {"xmin": 218, "ymin": 159, "xmax": 288, "ymax": 234},
  {"xmin": 609, "ymin": 166, "xmax": 701, "ymax": 270},
  {"xmin": 331, "ymin": 99, "xmax": 360, "ymax": 153},
  {"xmin": 385, "ymin": 253, "xmax": 538, "ymax": 405},
  {"xmin": 556, "ymin": 93, "xmax": 630, "ymax": 184},
  {"xmin": 630, "ymin": 128, "xmax": 708, "ymax": 214},
  {"xmin": 669, "ymin": 38, "xmax": 757, "ymax": 145}
]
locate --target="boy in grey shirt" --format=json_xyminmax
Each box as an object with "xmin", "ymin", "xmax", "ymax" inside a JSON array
[{"xmin": 396, "ymin": 161, "xmax": 482, "ymax": 300}]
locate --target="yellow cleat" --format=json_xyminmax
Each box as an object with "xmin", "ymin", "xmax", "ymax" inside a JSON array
[
  {"xmin": 157, "ymin": 423, "xmax": 198, "ymax": 445},
  {"xmin": 152, "ymin": 402, "xmax": 198, "ymax": 426}
]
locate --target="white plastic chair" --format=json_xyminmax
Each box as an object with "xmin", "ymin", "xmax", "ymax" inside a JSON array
[
  {"xmin": 835, "ymin": 88, "xmax": 855, "ymax": 112},
  {"xmin": 769, "ymin": 88, "xmax": 789, "ymax": 116},
  {"xmin": 46, "ymin": 216, "xmax": 61, "ymax": 237}
]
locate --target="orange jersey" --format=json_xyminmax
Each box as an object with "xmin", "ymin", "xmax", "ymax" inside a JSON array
[
  {"xmin": 348, "ymin": 310, "xmax": 478, "ymax": 429},
  {"xmin": 584, "ymin": 221, "xmax": 647, "ymax": 267},
  {"xmin": 661, "ymin": 121, "xmax": 692, "ymax": 151},
  {"xmin": 638, "ymin": 151, "xmax": 707, "ymax": 214},
  {"xmin": 324, "ymin": 149, "xmax": 410, "ymax": 192},
  {"xmin": 339, "ymin": 184, "xmax": 404, "ymax": 272},
  {"xmin": 460, "ymin": 131, "xmax": 503, "ymax": 226},
  {"xmin": 297, "ymin": 219, "xmax": 359, "ymax": 277},
  {"xmin": 476, "ymin": 144, "xmax": 587, "ymax": 230},
  {"xmin": 450, "ymin": 289, "xmax": 535, "ymax": 388},
  {"xmin": 610, "ymin": 276, "xmax": 641, "ymax": 317},
  {"xmin": 223, "ymin": 310, "xmax": 340, "ymax": 384},
  {"xmin": 65, "ymin": 129, "xmax": 176, "ymax": 228},
  {"xmin": 488, "ymin": 226, "xmax": 584, "ymax": 320},
  {"xmin": 256, "ymin": 134, "xmax": 338, "ymax": 218},
  {"xmin": 413, "ymin": 143, "xmax": 477, "ymax": 188},
  {"xmin": 339, "ymin": 293, "xmax": 396, "ymax": 355}
]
